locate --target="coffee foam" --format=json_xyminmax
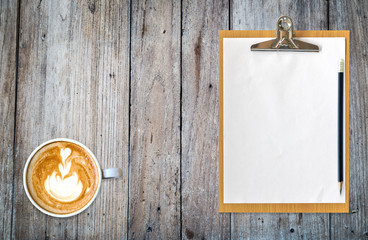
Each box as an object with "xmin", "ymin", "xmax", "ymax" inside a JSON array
[
  {"xmin": 26, "ymin": 141, "xmax": 99, "ymax": 214},
  {"xmin": 44, "ymin": 148, "xmax": 84, "ymax": 202}
]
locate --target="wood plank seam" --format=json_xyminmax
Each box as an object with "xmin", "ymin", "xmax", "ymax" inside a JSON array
[
  {"xmin": 179, "ymin": 0, "xmax": 183, "ymax": 239},
  {"xmin": 228, "ymin": 1, "xmax": 232, "ymax": 239},
  {"xmin": 327, "ymin": 2, "xmax": 332, "ymax": 239},
  {"xmin": 10, "ymin": 0, "xmax": 21, "ymax": 238},
  {"xmin": 127, "ymin": 0, "xmax": 133, "ymax": 239}
]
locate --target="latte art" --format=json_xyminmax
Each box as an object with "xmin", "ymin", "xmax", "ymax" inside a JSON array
[
  {"xmin": 26, "ymin": 141, "xmax": 99, "ymax": 214},
  {"xmin": 44, "ymin": 148, "xmax": 84, "ymax": 202}
]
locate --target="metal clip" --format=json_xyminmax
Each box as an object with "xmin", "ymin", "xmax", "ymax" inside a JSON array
[{"xmin": 251, "ymin": 16, "xmax": 319, "ymax": 52}]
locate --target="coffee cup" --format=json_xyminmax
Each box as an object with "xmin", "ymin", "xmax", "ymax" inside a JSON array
[{"xmin": 23, "ymin": 138, "xmax": 120, "ymax": 218}]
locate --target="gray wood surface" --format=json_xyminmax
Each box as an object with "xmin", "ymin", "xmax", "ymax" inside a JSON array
[
  {"xmin": 129, "ymin": 0, "xmax": 181, "ymax": 239},
  {"xmin": 181, "ymin": 1, "xmax": 230, "ymax": 239},
  {"xmin": 330, "ymin": 0, "xmax": 368, "ymax": 239},
  {"xmin": 12, "ymin": 0, "xmax": 129, "ymax": 239},
  {"xmin": 0, "ymin": 0, "xmax": 17, "ymax": 239},
  {"xmin": 0, "ymin": 0, "xmax": 367, "ymax": 239}
]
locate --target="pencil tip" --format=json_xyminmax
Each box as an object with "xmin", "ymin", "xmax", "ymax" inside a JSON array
[{"xmin": 339, "ymin": 182, "xmax": 343, "ymax": 195}]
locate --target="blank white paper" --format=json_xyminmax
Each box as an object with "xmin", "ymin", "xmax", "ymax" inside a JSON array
[{"xmin": 223, "ymin": 37, "xmax": 346, "ymax": 203}]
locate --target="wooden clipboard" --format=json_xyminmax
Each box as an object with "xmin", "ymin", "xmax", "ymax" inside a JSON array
[{"xmin": 219, "ymin": 30, "xmax": 350, "ymax": 213}]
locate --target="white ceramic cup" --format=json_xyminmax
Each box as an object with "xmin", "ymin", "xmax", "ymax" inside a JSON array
[{"xmin": 23, "ymin": 138, "xmax": 120, "ymax": 218}]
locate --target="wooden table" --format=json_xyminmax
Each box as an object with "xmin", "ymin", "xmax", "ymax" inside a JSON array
[{"xmin": 1, "ymin": 0, "xmax": 367, "ymax": 239}]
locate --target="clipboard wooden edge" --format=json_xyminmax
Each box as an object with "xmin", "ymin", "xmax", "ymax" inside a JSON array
[{"xmin": 219, "ymin": 30, "xmax": 350, "ymax": 213}]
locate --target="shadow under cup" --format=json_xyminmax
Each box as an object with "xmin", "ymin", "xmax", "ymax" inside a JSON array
[{"xmin": 23, "ymin": 138, "xmax": 120, "ymax": 218}]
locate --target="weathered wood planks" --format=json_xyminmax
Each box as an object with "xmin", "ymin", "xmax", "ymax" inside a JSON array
[
  {"xmin": 0, "ymin": 0, "xmax": 17, "ymax": 238},
  {"xmin": 181, "ymin": 0, "xmax": 230, "ymax": 239},
  {"xmin": 129, "ymin": 0, "xmax": 181, "ymax": 239},
  {"xmin": 230, "ymin": 1, "xmax": 331, "ymax": 239},
  {"xmin": 12, "ymin": 0, "xmax": 129, "ymax": 239},
  {"xmin": 1, "ymin": 0, "xmax": 367, "ymax": 239},
  {"xmin": 330, "ymin": 0, "xmax": 368, "ymax": 239}
]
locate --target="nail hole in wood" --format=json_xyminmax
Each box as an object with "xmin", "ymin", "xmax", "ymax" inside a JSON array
[{"xmin": 88, "ymin": 2, "xmax": 96, "ymax": 14}]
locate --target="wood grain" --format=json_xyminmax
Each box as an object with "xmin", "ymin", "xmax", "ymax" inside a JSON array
[
  {"xmin": 129, "ymin": 0, "xmax": 181, "ymax": 239},
  {"xmin": 230, "ymin": 0, "xmax": 328, "ymax": 31},
  {"xmin": 229, "ymin": 1, "xmax": 331, "ymax": 239},
  {"xmin": 330, "ymin": 0, "xmax": 368, "ymax": 239},
  {"xmin": 0, "ymin": 0, "xmax": 17, "ymax": 239},
  {"xmin": 181, "ymin": 0, "xmax": 230, "ymax": 239},
  {"xmin": 0, "ymin": 0, "xmax": 366, "ymax": 239},
  {"xmin": 12, "ymin": 0, "xmax": 129, "ymax": 239}
]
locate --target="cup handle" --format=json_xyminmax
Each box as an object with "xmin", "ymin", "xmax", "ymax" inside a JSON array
[{"xmin": 102, "ymin": 168, "xmax": 121, "ymax": 179}]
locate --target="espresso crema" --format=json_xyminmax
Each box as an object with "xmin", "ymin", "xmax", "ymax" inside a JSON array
[{"xmin": 26, "ymin": 141, "xmax": 100, "ymax": 214}]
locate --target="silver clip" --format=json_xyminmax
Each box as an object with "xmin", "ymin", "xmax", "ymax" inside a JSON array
[{"xmin": 251, "ymin": 16, "xmax": 319, "ymax": 52}]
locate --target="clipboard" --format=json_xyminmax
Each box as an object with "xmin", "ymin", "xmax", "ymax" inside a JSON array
[{"xmin": 219, "ymin": 16, "xmax": 349, "ymax": 213}]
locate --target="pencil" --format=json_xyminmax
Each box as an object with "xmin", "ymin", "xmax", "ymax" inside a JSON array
[{"xmin": 338, "ymin": 59, "xmax": 344, "ymax": 195}]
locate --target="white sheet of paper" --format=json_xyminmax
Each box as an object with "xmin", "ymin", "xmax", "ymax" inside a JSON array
[{"xmin": 223, "ymin": 37, "xmax": 346, "ymax": 203}]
